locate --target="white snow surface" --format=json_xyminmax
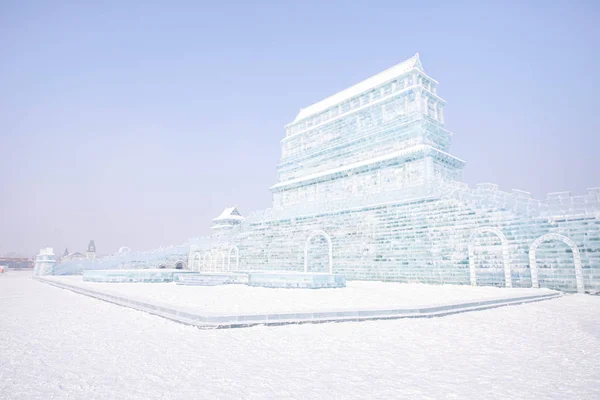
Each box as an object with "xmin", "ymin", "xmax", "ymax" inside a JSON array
[
  {"xmin": 46, "ymin": 275, "xmax": 556, "ymax": 315},
  {"xmin": 2, "ymin": 272, "xmax": 599, "ymax": 400}
]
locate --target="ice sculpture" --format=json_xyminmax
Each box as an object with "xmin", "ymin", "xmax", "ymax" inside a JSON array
[
  {"xmin": 54, "ymin": 54, "xmax": 599, "ymax": 293},
  {"xmin": 187, "ymin": 54, "xmax": 599, "ymax": 293},
  {"xmin": 34, "ymin": 248, "xmax": 57, "ymax": 276}
]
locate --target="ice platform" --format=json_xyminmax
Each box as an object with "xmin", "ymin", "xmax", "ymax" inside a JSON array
[
  {"xmin": 175, "ymin": 272, "xmax": 249, "ymax": 286},
  {"xmin": 247, "ymin": 271, "xmax": 346, "ymax": 288},
  {"xmin": 36, "ymin": 276, "xmax": 561, "ymax": 329},
  {"xmin": 176, "ymin": 271, "xmax": 346, "ymax": 288},
  {"xmin": 83, "ymin": 269, "xmax": 195, "ymax": 283},
  {"xmin": 83, "ymin": 269, "xmax": 345, "ymax": 288}
]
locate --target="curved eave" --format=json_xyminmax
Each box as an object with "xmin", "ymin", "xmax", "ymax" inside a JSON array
[{"xmin": 211, "ymin": 224, "xmax": 236, "ymax": 230}]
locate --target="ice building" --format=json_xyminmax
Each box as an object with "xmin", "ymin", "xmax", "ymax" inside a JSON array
[
  {"xmin": 51, "ymin": 53, "xmax": 599, "ymax": 293},
  {"xmin": 187, "ymin": 53, "xmax": 599, "ymax": 293}
]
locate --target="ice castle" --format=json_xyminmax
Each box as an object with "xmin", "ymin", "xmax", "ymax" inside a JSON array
[{"xmin": 51, "ymin": 54, "xmax": 600, "ymax": 293}]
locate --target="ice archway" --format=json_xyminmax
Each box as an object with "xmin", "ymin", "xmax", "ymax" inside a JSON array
[
  {"xmin": 202, "ymin": 253, "xmax": 213, "ymax": 272},
  {"xmin": 228, "ymin": 246, "xmax": 239, "ymax": 271},
  {"xmin": 304, "ymin": 230, "xmax": 333, "ymax": 273},
  {"xmin": 192, "ymin": 253, "xmax": 201, "ymax": 271},
  {"xmin": 529, "ymin": 233, "xmax": 584, "ymax": 293},
  {"xmin": 468, "ymin": 227, "xmax": 512, "ymax": 287},
  {"xmin": 175, "ymin": 261, "xmax": 186, "ymax": 270}
]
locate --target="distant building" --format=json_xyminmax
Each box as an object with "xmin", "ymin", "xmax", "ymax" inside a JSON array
[
  {"xmin": 60, "ymin": 241, "xmax": 97, "ymax": 262},
  {"xmin": 0, "ymin": 257, "xmax": 34, "ymax": 270},
  {"xmin": 86, "ymin": 240, "xmax": 96, "ymax": 260},
  {"xmin": 61, "ymin": 252, "xmax": 86, "ymax": 262}
]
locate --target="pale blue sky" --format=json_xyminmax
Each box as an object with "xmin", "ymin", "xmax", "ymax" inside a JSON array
[{"xmin": 1, "ymin": 0, "xmax": 598, "ymax": 256}]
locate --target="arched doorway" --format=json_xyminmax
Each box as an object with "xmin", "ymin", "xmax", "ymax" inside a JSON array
[
  {"xmin": 175, "ymin": 261, "xmax": 185, "ymax": 270},
  {"xmin": 228, "ymin": 246, "xmax": 239, "ymax": 271},
  {"xmin": 529, "ymin": 233, "xmax": 584, "ymax": 293},
  {"xmin": 217, "ymin": 252, "xmax": 226, "ymax": 272},
  {"xmin": 202, "ymin": 253, "xmax": 213, "ymax": 272},
  {"xmin": 304, "ymin": 230, "xmax": 333, "ymax": 273},
  {"xmin": 468, "ymin": 227, "xmax": 512, "ymax": 287},
  {"xmin": 158, "ymin": 265, "xmax": 167, "ymax": 269},
  {"xmin": 192, "ymin": 253, "xmax": 201, "ymax": 271}
]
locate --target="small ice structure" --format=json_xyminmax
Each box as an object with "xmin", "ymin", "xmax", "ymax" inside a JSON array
[{"xmin": 34, "ymin": 248, "xmax": 56, "ymax": 276}]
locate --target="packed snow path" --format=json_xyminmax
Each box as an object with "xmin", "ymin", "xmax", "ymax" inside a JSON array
[{"xmin": 1, "ymin": 272, "xmax": 599, "ymax": 399}]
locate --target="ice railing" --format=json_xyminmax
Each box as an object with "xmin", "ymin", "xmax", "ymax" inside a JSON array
[
  {"xmin": 447, "ymin": 183, "xmax": 542, "ymax": 217},
  {"xmin": 438, "ymin": 184, "xmax": 599, "ymax": 219},
  {"xmin": 189, "ymin": 184, "xmax": 599, "ymax": 245},
  {"xmin": 53, "ymin": 244, "xmax": 190, "ymax": 275},
  {"xmin": 539, "ymin": 188, "xmax": 600, "ymax": 218}
]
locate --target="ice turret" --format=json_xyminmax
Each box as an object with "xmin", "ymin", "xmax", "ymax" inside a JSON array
[{"xmin": 211, "ymin": 207, "xmax": 245, "ymax": 235}]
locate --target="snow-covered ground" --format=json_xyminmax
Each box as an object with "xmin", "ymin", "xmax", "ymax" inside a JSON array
[
  {"xmin": 46, "ymin": 275, "xmax": 556, "ymax": 314},
  {"xmin": 1, "ymin": 272, "xmax": 599, "ymax": 399}
]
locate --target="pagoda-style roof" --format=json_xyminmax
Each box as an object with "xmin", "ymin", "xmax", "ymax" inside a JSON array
[
  {"xmin": 291, "ymin": 53, "xmax": 425, "ymax": 124},
  {"xmin": 212, "ymin": 207, "xmax": 245, "ymax": 222}
]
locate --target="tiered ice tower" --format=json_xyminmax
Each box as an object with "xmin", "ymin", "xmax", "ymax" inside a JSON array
[{"xmin": 271, "ymin": 53, "xmax": 463, "ymax": 209}]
